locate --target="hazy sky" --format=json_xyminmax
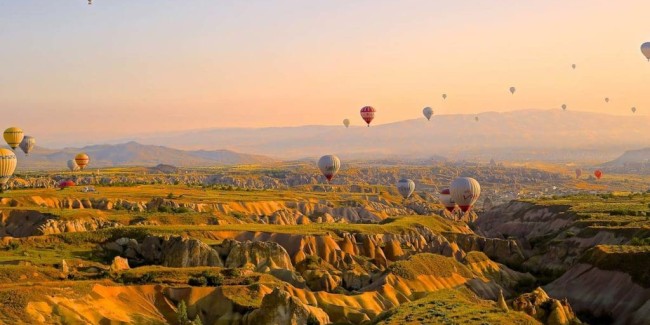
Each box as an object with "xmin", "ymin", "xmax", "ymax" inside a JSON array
[{"xmin": 1, "ymin": 0, "xmax": 649, "ymax": 146}]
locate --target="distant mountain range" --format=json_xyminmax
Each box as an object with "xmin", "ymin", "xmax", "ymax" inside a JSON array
[
  {"xmin": 15, "ymin": 142, "xmax": 275, "ymax": 170},
  {"xmin": 119, "ymin": 109, "xmax": 650, "ymax": 163},
  {"xmin": 604, "ymin": 147, "xmax": 650, "ymax": 167}
]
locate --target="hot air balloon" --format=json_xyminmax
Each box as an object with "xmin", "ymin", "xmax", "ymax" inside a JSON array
[
  {"xmin": 318, "ymin": 155, "xmax": 340, "ymax": 182},
  {"xmin": 641, "ymin": 42, "xmax": 650, "ymax": 61},
  {"xmin": 67, "ymin": 159, "xmax": 80, "ymax": 172},
  {"xmin": 631, "ymin": 107, "xmax": 637, "ymax": 114},
  {"xmin": 396, "ymin": 179, "xmax": 415, "ymax": 199},
  {"xmin": 442, "ymin": 94, "xmax": 447, "ymax": 100},
  {"xmin": 509, "ymin": 87, "xmax": 516, "ymax": 95},
  {"xmin": 605, "ymin": 97, "xmax": 609, "ymax": 103},
  {"xmin": 343, "ymin": 119, "xmax": 350, "ymax": 128},
  {"xmin": 475, "ymin": 116, "xmax": 479, "ymax": 122},
  {"xmin": 450, "ymin": 177, "xmax": 481, "ymax": 212},
  {"xmin": 59, "ymin": 180, "xmax": 75, "ymax": 190},
  {"xmin": 3, "ymin": 127, "xmax": 24, "ymax": 150},
  {"xmin": 360, "ymin": 106, "xmax": 375, "ymax": 127},
  {"xmin": 439, "ymin": 188, "xmax": 457, "ymax": 212},
  {"xmin": 0, "ymin": 149, "xmax": 17, "ymax": 192},
  {"xmin": 594, "ymin": 170, "xmax": 603, "ymax": 180},
  {"xmin": 571, "ymin": 64, "xmax": 576, "ymax": 70},
  {"xmin": 75, "ymin": 153, "xmax": 90, "ymax": 170},
  {"xmin": 575, "ymin": 168, "xmax": 582, "ymax": 179},
  {"xmin": 19, "ymin": 136, "xmax": 35, "ymax": 155},
  {"xmin": 422, "ymin": 107, "xmax": 434, "ymax": 121},
  {"xmin": 562, "ymin": 104, "xmax": 567, "ymax": 111}
]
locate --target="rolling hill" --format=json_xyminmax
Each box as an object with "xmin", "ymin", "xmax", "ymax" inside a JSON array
[
  {"xmin": 604, "ymin": 147, "xmax": 650, "ymax": 166},
  {"xmin": 14, "ymin": 142, "xmax": 275, "ymax": 170}
]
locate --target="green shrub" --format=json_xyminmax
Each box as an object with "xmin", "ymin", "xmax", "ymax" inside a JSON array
[
  {"xmin": 202, "ymin": 271, "xmax": 224, "ymax": 286},
  {"xmin": 188, "ymin": 276, "xmax": 208, "ymax": 287}
]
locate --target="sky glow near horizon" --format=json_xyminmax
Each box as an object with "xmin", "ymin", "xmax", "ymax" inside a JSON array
[{"xmin": 1, "ymin": 0, "xmax": 649, "ymax": 146}]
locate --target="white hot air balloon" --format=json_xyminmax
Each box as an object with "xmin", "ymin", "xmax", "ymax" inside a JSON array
[
  {"xmin": 439, "ymin": 188, "xmax": 457, "ymax": 212},
  {"xmin": 422, "ymin": 107, "xmax": 434, "ymax": 121},
  {"xmin": 19, "ymin": 136, "xmax": 35, "ymax": 155},
  {"xmin": 396, "ymin": 179, "xmax": 415, "ymax": 199},
  {"xmin": 0, "ymin": 149, "xmax": 17, "ymax": 192},
  {"xmin": 343, "ymin": 119, "xmax": 350, "ymax": 128},
  {"xmin": 509, "ymin": 87, "xmax": 516, "ymax": 95},
  {"xmin": 67, "ymin": 159, "xmax": 80, "ymax": 172},
  {"xmin": 318, "ymin": 155, "xmax": 340, "ymax": 182},
  {"xmin": 641, "ymin": 42, "xmax": 650, "ymax": 61},
  {"xmin": 450, "ymin": 177, "xmax": 481, "ymax": 212}
]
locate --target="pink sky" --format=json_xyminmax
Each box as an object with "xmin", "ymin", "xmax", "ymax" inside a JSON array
[{"xmin": 0, "ymin": 0, "xmax": 649, "ymax": 146}]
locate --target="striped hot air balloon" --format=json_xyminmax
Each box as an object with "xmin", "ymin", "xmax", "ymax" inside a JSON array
[
  {"xmin": 75, "ymin": 153, "xmax": 90, "ymax": 170},
  {"xmin": 318, "ymin": 155, "xmax": 340, "ymax": 182},
  {"xmin": 396, "ymin": 179, "xmax": 415, "ymax": 199},
  {"xmin": 3, "ymin": 127, "xmax": 24, "ymax": 150},
  {"xmin": 450, "ymin": 177, "xmax": 481, "ymax": 212},
  {"xmin": 360, "ymin": 106, "xmax": 375, "ymax": 127},
  {"xmin": 439, "ymin": 188, "xmax": 457, "ymax": 212},
  {"xmin": 0, "ymin": 148, "xmax": 17, "ymax": 192}
]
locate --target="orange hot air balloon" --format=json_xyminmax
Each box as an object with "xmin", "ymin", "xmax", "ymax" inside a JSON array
[
  {"xmin": 594, "ymin": 170, "xmax": 602, "ymax": 180},
  {"xmin": 75, "ymin": 153, "xmax": 90, "ymax": 170}
]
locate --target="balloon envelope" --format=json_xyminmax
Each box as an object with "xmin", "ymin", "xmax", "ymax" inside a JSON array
[
  {"xmin": 562, "ymin": 104, "xmax": 567, "ymax": 111},
  {"xmin": 422, "ymin": 107, "xmax": 433, "ymax": 121},
  {"xmin": 450, "ymin": 177, "xmax": 481, "ymax": 212},
  {"xmin": 605, "ymin": 98, "xmax": 609, "ymax": 103},
  {"xmin": 509, "ymin": 87, "xmax": 516, "ymax": 94},
  {"xmin": 442, "ymin": 94, "xmax": 447, "ymax": 100},
  {"xmin": 641, "ymin": 42, "xmax": 650, "ymax": 61},
  {"xmin": 75, "ymin": 153, "xmax": 90, "ymax": 170},
  {"xmin": 343, "ymin": 119, "xmax": 350, "ymax": 128},
  {"xmin": 3, "ymin": 127, "xmax": 24, "ymax": 150},
  {"xmin": 19, "ymin": 136, "xmax": 35, "ymax": 155},
  {"xmin": 360, "ymin": 106, "xmax": 376, "ymax": 126},
  {"xmin": 396, "ymin": 179, "xmax": 415, "ymax": 199},
  {"xmin": 318, "ymin": 155, "xmax": 340, "ymax": 181},
  {"xmin": 0, "ymin": 148, "xmax": 17, "ymax": 188},
  {"xmin": 67, "ymin": 159, "xmax": 80, "ymax": 172},
  {"xmin": 631, "ymin": 107, "xmax": 637, "ymax": 113},
  {"xmin": 594, "ymin": 170, "xmax": 603, "ymax": 179},
  {"xmin": 439, "ymin": 188, "xmax": 457, "ymax": 212},
  {"xmin": 571, "ymin": 64, "xmax": 576, "ymax": 69},
  {"xmin": 59, "ymin": 180, "xmax": 75, "ymax": 189}
]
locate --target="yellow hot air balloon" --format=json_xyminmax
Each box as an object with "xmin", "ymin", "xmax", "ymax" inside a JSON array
[
  {"xmin": 3, "ymin": 127, "xmax": 24, "ymax": 150},
  {"xmin": 0, "ymin": 148, "xmax": 17, "ymax": 192},
  {"xmin": 75, "ymin": 153, "xmax": 90, "ymax": 170}
]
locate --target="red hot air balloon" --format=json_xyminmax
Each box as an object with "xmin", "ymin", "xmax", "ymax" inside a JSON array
[
  {"xmin": 59, "ymin": 180, "xmax": 75, "ymax": 189},
  {"xmin": 594, "ymin": 170, "xmax": 603, "ymax": 180},
  {"xmin": 360, "ymin": 106, "xmax": 376, "ymax": 127}
]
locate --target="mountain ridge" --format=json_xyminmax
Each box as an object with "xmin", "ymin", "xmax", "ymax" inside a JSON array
[{"xmin": 14, "ymin": 141, "xmax": 275, "ymax": 170}]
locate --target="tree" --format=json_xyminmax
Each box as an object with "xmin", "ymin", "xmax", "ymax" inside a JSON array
[{"xmin": 177, "ymin": 300, "xmax": 189, "ymax": 325}]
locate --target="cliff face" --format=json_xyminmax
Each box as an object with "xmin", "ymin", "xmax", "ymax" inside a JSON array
[{"xmin": 544, "ymin": 246, "xmax": 650, "ymax": 325}]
